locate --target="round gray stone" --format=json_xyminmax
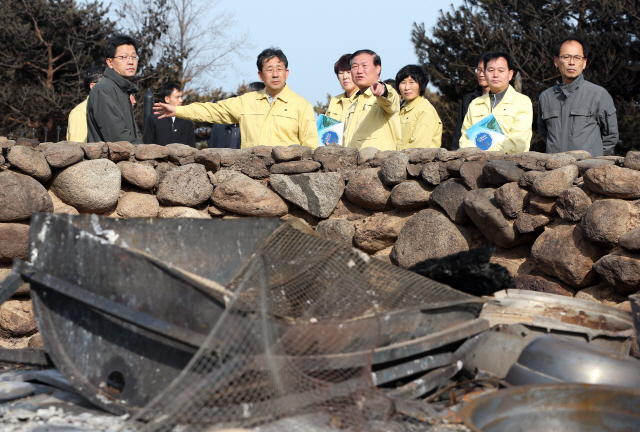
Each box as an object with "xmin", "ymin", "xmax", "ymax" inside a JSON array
[
  {"xmin": 50, "ymin": 159, "xmax": 121, "ymax": 213},
  {"xmin": 581, "ymin": 199, "xmax": 631, "ymax": 248},
  {"xmin": 44, "ymin": 143, "xmax": 84, "ymax": 168},
  {"xmin": 7, "ymin": 146, "xmax": 51, "ymax": 182},
  {"xmin": 118, "ymin": 161, "xmax": 159, "ymax": 190},
  {"xmin": 390, "ymin": 180, "xmax": 432, "ymax": 211},
  {"xmin": 0, "ymin": 171, "xmax": 53, "ymax": 222},
  {"xmin": 156, "ymin": 163, "xmax": 213, "ymax": 207},
  {"xmin": 531, "ymin": 164, "xmax": 579, "ymax": 197},
  {"xmin": 583, "ymin": 165, "xmax": 640, "ymax": 199}
]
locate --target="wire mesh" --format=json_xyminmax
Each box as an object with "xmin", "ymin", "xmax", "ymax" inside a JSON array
[{"xmin": 128, "ymin": 220, "xmax": 480, "ymax": 432}]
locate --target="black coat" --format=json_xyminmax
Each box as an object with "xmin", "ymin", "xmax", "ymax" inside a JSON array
[
  {"xmin": 143, "ymin": 114, "xmax": 196, "ymax": 147},
  {"xmin": 451, "ymin": 86, "xmax": 484, "ymax": 150},
  {"xmin": 87, "ymin": 67, "xmax": 141, "ymax": 144},
  {"xmin": 208, "ymin": 123, "xmax": 241, "ymax": 149}
]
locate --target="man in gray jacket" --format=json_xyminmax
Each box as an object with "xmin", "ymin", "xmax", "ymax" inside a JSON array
[
  {"xmin": 538, "ymin": 37, "xmax": 618, "ymax": 156},
  {"xmin": 87, "ymin": 34, "xmax": 142, "ymax": 143}
]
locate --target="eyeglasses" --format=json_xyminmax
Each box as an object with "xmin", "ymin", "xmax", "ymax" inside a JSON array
[
  {"xmin": 112, "ymin": 55, "xmax": 139, "ymax": 62},
  {"xmin": 475, "ymin": 68, "xmax": 485, "ymax": 75},
  {"xmin": 558, "ymin": 55, "xmax": 585, "ymax": 62},
  {"xmin": 263, "ymin": 66, "xmax": 285, "ymax": 74}
]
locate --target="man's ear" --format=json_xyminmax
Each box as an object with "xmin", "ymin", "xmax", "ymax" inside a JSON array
[
  {"xmin": 258, "ymin": 71, "xmax": 264, "ymax": 83},
  {"xmin": 106, "ymin": 58, "xmax": 114, "ymax": 69},
  {"xmin": 376, "ymin": 65, "xmax": 381, "ymax": 77},
  {"xmin": 554, "ymin": 57, "xmax": 559, "ymax": 68},
  {"xmin": 164, "ymin": 96, "xmax": 169, "ymax": 104},
  {"xmin": 508, "ymin": 70, "xmax": 514, "ymax": 81}
]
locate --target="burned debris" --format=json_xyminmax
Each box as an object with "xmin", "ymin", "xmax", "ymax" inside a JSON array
[{"xmin": 0, "ymin": 214, "xmax": 638, "ymax": 431}]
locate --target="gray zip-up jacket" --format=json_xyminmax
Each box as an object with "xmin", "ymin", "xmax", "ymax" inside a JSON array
[
  {"xmin": 537, "ymin": 74, "xmax": 618, "ymax": 156},
  {"xmin": 87, "ymin": 67, "xmax": 142, "ymax": 143}
]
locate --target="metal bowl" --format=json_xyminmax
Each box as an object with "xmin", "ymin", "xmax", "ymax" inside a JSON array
[
  {"xmin": 459, "ymin": 383, "xmax": 640, "ymax": 432},
  {"xmin": 505, "ymin": 334, "xmax": 640, "ymax": 389}
]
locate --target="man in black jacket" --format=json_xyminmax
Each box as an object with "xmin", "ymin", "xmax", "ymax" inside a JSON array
[
  {"xmin": 451, "ymin": 54, "xmax": 490, "ymax": 150},
  {"xmin": 87, "ymin": 34, "xmax": 142, "ymax": 143},
  {"xmin": 143, "ymin": 83, "xmax": 195, "ymax": 146}
]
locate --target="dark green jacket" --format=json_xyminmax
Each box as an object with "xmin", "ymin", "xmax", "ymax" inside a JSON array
[{"xmin": 87, "ymin": 67, "xmax": 141, "ymax": 143}]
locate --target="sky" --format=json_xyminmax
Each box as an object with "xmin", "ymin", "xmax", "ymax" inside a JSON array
[{"xmin": 106, "ymin": 0, "xmax": 463, "ymax": 105}]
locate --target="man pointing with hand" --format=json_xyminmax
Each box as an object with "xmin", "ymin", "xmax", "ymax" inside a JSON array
[
  {"xmin": 343, "ymin": 49, "xmax": 401, "ymax": 151},
  {"xmin": 153, "ymin": 47, "xmax": 318, "ymax": 149}
]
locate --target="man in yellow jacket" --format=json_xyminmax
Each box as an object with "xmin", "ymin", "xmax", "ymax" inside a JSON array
[
  {"xmin": 343, "ymin": 49, "xmax": 401, "ymax": 151},
  {"xmin": 153, "ymin": 48, "xmax": 319, "ymax": 149},
  {"xmin": 459, "ymin": 52, "xmax": 532, "ymax": 153},
  {"xmin": 325, "ymin": 53, "xmax": 358, "ymax": 123},
  {"xmin": 66, "ymin": 66, "xmax": 105, "ymax": 142}
]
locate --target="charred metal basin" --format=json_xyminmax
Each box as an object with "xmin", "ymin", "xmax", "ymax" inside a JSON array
[
  {"xmin": 460, "ymin": 383, "xmax": 640, "ymax": 432},
  {"xmin": 506, "ymin": 334, "xmax": 640, "ymax": 388},
  {"xmin": 1, "ymin": 213, "xmax": 484, "ymax": 416}
]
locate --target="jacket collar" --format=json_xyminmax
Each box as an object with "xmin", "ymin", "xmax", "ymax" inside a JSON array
[
  {"xmin": 474, "ymin": 84, "xmax": 516, "ymax": 107},
  {"xmin": 557, "ymin": 73, "xmax": 584, "ymax": 97},
  {"xmin": 257, "ymin": 84, "xmax": 292, "ymax": 103},
  {"xmin": 104, "ymin": 67, "xmax": 139, "ymax": 94},
  {"xmin": 401, "ymin": 96, "xmax": 424, "ymax": 113}
]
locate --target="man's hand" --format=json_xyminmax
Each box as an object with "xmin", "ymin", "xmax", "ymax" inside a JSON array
[
  {"xmin": 154, "ymin": 102, "xmax": 176, "ymax": 119},
  {"xmin": 371, "ymin": 82, "xmax": 387, "ymax": 97}
]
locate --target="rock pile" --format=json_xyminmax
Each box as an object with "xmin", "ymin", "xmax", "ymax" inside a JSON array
[{"xmin": 0, "ymin": 136, "xmax": 638, "ymax": 345}]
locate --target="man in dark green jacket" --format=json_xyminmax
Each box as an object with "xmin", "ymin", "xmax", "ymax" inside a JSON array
[{"xmin": 87, "ymin": 34, "xmax": 142, "ymax": 143}]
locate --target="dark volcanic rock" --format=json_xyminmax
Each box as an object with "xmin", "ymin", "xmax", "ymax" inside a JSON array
[
  {"xmin": 482, "ymin": 160, "xmax": 523, "ymax": 186},
  {"xmin": 391, "ymin": 209, "xmax": 470, "ymax": 268},
  {"xmin": 429, "ymin": 179, "xmax": 469, "ymax": 224},
  {"xmin": 344, "ymin": 168, "xmax": 393, "ymax": 211}
]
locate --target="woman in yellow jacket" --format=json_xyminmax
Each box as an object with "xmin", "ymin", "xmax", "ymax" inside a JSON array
[
  {"xmin": 396, "ymin": 65, "xmax": 442, "ymax": 150},
  {"xmin": 325, "ymin": 54, "xmax": 358, "ymax": 123}
]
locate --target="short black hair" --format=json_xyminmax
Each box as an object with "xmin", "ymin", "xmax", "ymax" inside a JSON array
[
  {"xmin": 350, "ymin": 49, "xmax": 381, "ymax": 68},
  {"xmin": 248, "ymin": 81, "xmax": 266, "ymax": 92},
  {"xmin": 475, "ymin": 53, "xmax": 486, "ymax": 66},
  {"xmin": 553, "ymin": 36, "xmax": 589, "ymax": 58},
  {"xmin": 105, "ymin": 34, "xmax": 137, "ymax": 59},
  {"xmin": 395, "ymin": 65, "xmax": 429, "ymax": 96},
  {"xmin": 334, "ymin": 53, "xmax": 352, "ymax": 75},
  {"xmin": 160, "ymin": 83, "xmax": 181, "ymax": 101},
  {"xmin": 483, "ymin": 52, "xmax": 515, "ymax": 72},
  {"xmin": 256, "ymin": 47, "xmax": 288, "ymax": 71},
  {"xmin": 83, "ymin": 66, "xmax": 105, "ymax": 93}
]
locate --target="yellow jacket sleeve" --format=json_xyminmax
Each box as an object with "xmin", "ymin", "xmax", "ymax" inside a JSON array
[
  {"xmin": 299, "ymin": 101, "xmax": 320, "ymax": 149},
  {"xmin": 377, "ymin": 85, "xmax": 400, "ymax": 116},
  {"xmin": 459, "ymin": 110, "xmax": 474, "ymax": 149},
  {"xmin": 67, "ymin": 98, "xmax": 88, "ymax": 142},
  {"xmin": 176, "ymin": 97, "xmax": 243, "ymax": 124}
]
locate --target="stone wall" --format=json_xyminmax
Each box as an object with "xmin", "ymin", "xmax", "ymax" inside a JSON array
[{"xmin": 1, "ymin": 135, "xmax": 639, "ymax": 346}]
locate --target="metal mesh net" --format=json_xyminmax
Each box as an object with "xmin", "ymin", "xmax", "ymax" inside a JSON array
[{"xmin": 129, "ymin": 220, "xmax": 480, "ymax": 432}]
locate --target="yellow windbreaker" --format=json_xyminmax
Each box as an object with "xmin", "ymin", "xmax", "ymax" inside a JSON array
[
  {"xmin": 459, "ymin": 85, "xmax": 533, "ymax": 153},
  {"xmin": 67, "ymin": 97, "xmax": 88, "ymax": 142},
  {"xmin": 325, "ymin": 92, "xmax": 356, "ymax": 123},
  {"xmin": 398, "ymin": 96, "xmax": 442, "ymax": 150},
  {"xmin": 343, "ymin": 83, "xmax": 401, "ymax": 151},
  {"xmin": 176, "ymin": 85, "xmax": 319, "ymax": 149}
]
